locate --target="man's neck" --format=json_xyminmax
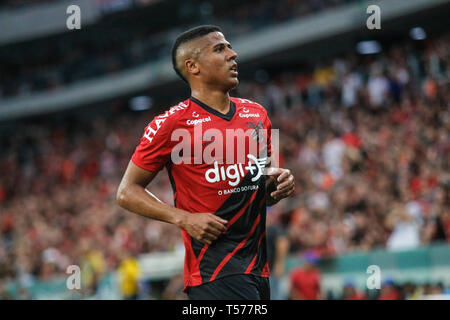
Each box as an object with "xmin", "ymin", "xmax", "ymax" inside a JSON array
[{"xmin": 191, "ymin": 88, "xmax": 231, "ymax": 115}]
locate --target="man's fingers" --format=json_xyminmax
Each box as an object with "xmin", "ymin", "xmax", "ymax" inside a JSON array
[
  {"xmin": 209, "ymin": 220, "xmax": 227, "ymax": 233},
  {"xmin": 203, "ymin": 216, "xmax": 228, "ymax": 239},
  {"xmin": 187, "ymin": 213, "xmax": 228, "ymax": 245},
  {"xmin": 266, "ymin": 167, "xmax": 283, "ymax": 177},
  {"xmin": 277, "ymin": 169, "xmax": 291, "ymax": 182},
  {"xmin": 201, "ymin": 238, "xmax": 212, "ymax": 245},
  {"xmin": 199, "ymin": 232, "xmax": 216, "ymax": 244},
  {"xmin": 206, "ymin": 224, "xmax": 224, "ymax": 237},
  {"xmin": 276, "ymin": 175, "xmax": 294, "ymax": 190},
  {"xmin": 205, "ymin": 228, "xmax": 221, "ymax": 238},
  {"xmin": 272, "ymin": 182, "xmax": 294, "ymax": 196},
  {"xmin": 271, "ymin": 185, "xmax": 295, "ymax": 199},
  {"xmin": 211, "ymin": 215, "xmax": 228, "ymax": 226},
  {"xmin": 285, "ymin": 188, "xmax": 295, "ymax": 198},
  {"xmin": 266, "ymin": 167, "xmax": 292, "ymax": 183}
]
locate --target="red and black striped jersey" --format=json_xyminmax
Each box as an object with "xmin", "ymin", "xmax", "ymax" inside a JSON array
[{"xmin": 131, "ymin": 96, "xmax": 272, "ymax": 291}]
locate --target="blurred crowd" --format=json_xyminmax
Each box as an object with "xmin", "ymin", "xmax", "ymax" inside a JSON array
[
  {"xmin": 0, "ymin": 30, "xmax": 449, "ymax": 299},
  {"xmin": 289, "ymin": 258, "xmax": 450, "ymax": 300},
  {"xmin": 287, "ymin": 253, "xmax": 450, "ymax": 300},
  {"xmin": 0, "ymin": 0, "xmax": 58, "ymax": 10},
  {"xmin": 0, "ymin": 0, "xmax": 356, "ymax": 98},
  {"xmin": 0, "ymin": 108, "xmax": 183, "ymax": 296},
  {"xmin": 242, "ymin": 34, "xmax": 450, "ymax": 256}
]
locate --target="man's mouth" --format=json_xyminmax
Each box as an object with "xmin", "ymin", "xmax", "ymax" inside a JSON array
[{"xmin": 229, "ymin": 64, "xmax": 238, "ymax": 76}]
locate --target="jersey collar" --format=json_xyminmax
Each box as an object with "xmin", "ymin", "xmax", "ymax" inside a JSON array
[{"xmin": 190, "ymin": 96, "xmax": 236, "ymax": 121}]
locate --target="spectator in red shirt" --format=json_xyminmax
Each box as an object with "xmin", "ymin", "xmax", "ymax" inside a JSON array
[
  {"xmin": 341, "ymin": 281, "xmax": 366, "ymax": 300},
  {"xmin": 289, "ymin": 251, "xmax": 321, "ymax": 300},
  {"xmin": 379, "ymin": 279, "xmax": 401, "ymax": 300}
]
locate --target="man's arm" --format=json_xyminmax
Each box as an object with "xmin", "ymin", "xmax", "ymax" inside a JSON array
[{"xmin": 116, "ymin": 160, "xmax": 228, "ymax": 245}]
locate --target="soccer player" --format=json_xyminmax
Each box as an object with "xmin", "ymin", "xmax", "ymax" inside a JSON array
[{"xmin": 116, "ymin": 25, "xmax": 295, "ymax": 300}]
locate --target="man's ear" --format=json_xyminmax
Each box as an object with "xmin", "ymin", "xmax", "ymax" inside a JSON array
[{"xmin": 185, "ymin": 59, "xmax": 200, "ymax": 77}]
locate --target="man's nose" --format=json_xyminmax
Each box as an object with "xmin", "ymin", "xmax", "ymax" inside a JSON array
[{"xmin": 228, "ymin": 48, "xmax": 238, "ymax": 61}]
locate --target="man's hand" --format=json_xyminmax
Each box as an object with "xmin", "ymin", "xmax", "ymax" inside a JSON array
[
  {"xmin": 117, "ymin": 161, "xmax": 227, "ymax": 246},
  {"xmin": 266, "ymin": 167, "xmax": 295, "ymax": 205},
  {"xmin": 179, "ymin": 213, "xmax": 228, "ymax": 245}
]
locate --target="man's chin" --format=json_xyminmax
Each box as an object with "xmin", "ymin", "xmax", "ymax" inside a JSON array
[{"xmin": 227, "ymin": 77, "xmax": 239, "ymax": 90}]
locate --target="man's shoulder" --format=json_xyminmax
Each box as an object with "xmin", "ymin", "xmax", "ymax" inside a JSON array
[
  {"xmin": 141, "ymin": 99, "xmax": 191, "ymax": 142},
  {"xmin": 231, "ymin": 97, "xmax": 268, "ymax": 115},
  {"xmin": 153, "ymin": 99, "xmax": 191, "ymax": 123}
]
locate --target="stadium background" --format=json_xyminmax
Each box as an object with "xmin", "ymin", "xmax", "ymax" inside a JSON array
[{"xmin": 0, "ymin": 0, "xmax": 449, "ymax": 300}]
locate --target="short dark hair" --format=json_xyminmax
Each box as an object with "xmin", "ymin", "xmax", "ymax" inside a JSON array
[{"xmin": 171, "ymin": 25, "xmax": 222, "ymax": 83}]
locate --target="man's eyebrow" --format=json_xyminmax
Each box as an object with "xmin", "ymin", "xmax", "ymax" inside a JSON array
[{"xmin": 212, "ymin": 42, "xmax": 232, "ymax": 49}]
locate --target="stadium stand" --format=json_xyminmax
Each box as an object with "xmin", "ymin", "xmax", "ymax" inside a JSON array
[
  {"xmin": 0, "ymin": 0, "xmax": 60, "ymax": 10},
  {"xmin": 0, "ymin": 0, "xmax": 357, "ymax": 98},
  {"xmin": 0, "ymin": 0, "xmax": 449, "ymax": 300},
  {"xmin": 0, "ymin": 27, "xmax": 448, "ymax": 298}
]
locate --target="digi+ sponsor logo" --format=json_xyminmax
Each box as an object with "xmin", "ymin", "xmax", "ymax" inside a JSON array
[{"xmin": 205, "ymin": 154, "xmax": 267, "ymax": 186}]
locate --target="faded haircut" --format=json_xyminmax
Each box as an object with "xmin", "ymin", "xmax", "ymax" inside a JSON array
[{"xmin": 171, "ymin": 25, "xmax": 222, "ymax": 83}]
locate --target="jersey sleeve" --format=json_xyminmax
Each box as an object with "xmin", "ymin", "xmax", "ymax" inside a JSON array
[{"xmin": 131, "ymin": 115, "xmax": 175, "ymax": 173}]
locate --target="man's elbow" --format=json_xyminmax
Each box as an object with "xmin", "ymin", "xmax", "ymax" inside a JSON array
[{"xmin": 116, "ymin": 186, "xmax": 128, "ymax": 208}]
